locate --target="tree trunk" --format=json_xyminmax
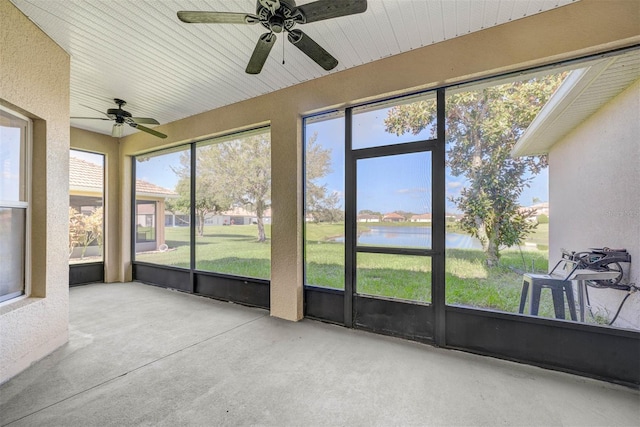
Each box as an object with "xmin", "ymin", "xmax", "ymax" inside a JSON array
[
  {"xmin": 485, "ymin": 238, "xmax": 500, "ymax": 267},
  {"xmin": 197, "ymin": 212, "xmax": 204, "ymax": 237},
  {"xmin": 475, "ymin": 216, "xmax": 499, "ymax": 267},
  {"xmin": 256, "ymin": 201, "xmax": 266, "ymax": 242}
]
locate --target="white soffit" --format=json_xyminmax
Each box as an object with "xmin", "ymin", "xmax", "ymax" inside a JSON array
[
  {"xmin": 512, "ymin": 49, "xmax": 640, "ymax": 157},
  {"xmin": 10, "ymin": 0, "xmax": 577, "ymax": 137}
]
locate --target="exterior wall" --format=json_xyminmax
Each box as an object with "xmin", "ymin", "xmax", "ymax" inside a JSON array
[
  {"xmin": 70, "ymin": 128, "xmax": 120, "ymax": 282},
  {"xmin": 134, "ymin": 197, "xmax": 166, "ymax": 252},
  {"xmin": 0, "ymin": 0, "xmax": 71, "ymax": 383},
  {"xmin": 114, "ymin": 0, "xmax": 640, "ymax": 321},
  {"xmin": 549, "ymin": 80, "xmax": 640, "ymax": 328}
]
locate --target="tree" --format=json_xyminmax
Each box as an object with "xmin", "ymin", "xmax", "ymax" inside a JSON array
[
  {"xmin": 197, "ymin": 134, "xmax": 272, "ymax": 242},
  {"xmin": 310, "ymin": 190, "xmax": 344, "ymax": 223},
  {"xmin": 306, "ymin": 132, "xmax": 342, "ymax": 223},
  {"xmin": 168, "ymin": 159, "xmax": 230, "ymax": 237},
  {"xmin": 173, "ymin": 131, "xmax": 336, "ymax": 241},
  {"xmin": 68, "ymin": 207, "xmax": 103, "ymax": 259},
  {"xmin": 69, "ymin": 207, "xmax": 84, "ymax": 257},
  {"xmin": 385, "ymin": 74, "xmax": 565, "ymax": 266},
  {"xmin": 83, "ymin": 207, "xmax": 104, "ymax": 258}
]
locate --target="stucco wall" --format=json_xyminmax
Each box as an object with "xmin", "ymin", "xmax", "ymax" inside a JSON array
[
  {"xmin": 70, "ymin": 128, "xmax": 120, "ymax": 282},
  {"xmin": 549, "ymin": 80, "xmax": 640, "ymax": 328},
  {"xmin": 0, "ymin": 0, "xmax": 71, "ymax": 383},
  {"xmin": 119, "ymin": 0, "xmax": 640, "ymax": 321}
]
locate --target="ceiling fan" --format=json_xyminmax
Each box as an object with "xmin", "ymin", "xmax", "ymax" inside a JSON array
[
  {"xmin": 177, "ymin": 0, "xmax": 367, "ymax": 74},
  {"xmin": 72, "ymin": 99, "xmax": 167, "ymax": 139}
]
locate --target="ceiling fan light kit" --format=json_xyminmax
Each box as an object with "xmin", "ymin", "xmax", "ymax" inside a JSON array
[
  {"xmin": 72, "ymin": 98, "xmax": 167, "ymax": 139},
  {"xmin": 177, "ymin": 0, "xmax": 367, "ymax": 74}
]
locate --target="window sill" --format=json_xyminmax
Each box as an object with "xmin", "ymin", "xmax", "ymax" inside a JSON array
[{"xmin": 0, "ymin": 295, "xmax": 44, "ymax": 316}]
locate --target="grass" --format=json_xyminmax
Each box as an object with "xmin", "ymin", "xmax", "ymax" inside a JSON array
[
  {"xmin": 136, "ymin": 224, "xmax": 272, "ymax": 279},
  {"xmin": 136, "ymin": 222, "xmax": 567, "ymax": 318}
]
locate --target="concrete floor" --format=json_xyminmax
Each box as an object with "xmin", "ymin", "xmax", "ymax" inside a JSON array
[{"xmin": 1, "ymin": 283, "xmax": 638, "ymax": 426}]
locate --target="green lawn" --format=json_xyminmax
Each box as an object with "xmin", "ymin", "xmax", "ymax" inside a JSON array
[
  {"xmin": 136, "ymin": 224, "xmax": 272, "ymax": 279},
  {"xmin": 136, "ymin": 222, "xmax": 565, "ymax": 318}
]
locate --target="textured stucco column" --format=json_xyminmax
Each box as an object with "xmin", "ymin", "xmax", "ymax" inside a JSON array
[
  {"xmin": 270, "ymin": 114, "xmax": 303, "ymax": 321},
  {"xmin": 0, "ymin": 0, "xmax": 70, "ymax": 383},
  {"xmin": 119, "ymin": 149, "xmax": 133, "ymax": 282}
]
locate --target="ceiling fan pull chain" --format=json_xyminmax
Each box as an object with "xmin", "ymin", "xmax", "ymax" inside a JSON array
[{"xmin": 282, "ymin": 32, "xmax": 285, "ymax": 65}]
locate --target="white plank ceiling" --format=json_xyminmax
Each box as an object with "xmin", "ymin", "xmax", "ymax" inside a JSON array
[{"xmin": 10, "ymin": 0, "xmax": 577, "ymax": 137}]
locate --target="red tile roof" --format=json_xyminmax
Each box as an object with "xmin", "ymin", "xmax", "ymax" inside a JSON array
[
  {"xmin": 69, "ymin": 156, "xmax": 103, "ymax": 190},
  {"xmin": 70, "ymin": 156, "xmax": 176, "ymax": 197},
  {"xmin": 383, "ymin": 212, "xmax": 405, "ymax": 219},
  {"xmin": 135, "ymin": 179, "xmax": 177, "ymax": 196}
]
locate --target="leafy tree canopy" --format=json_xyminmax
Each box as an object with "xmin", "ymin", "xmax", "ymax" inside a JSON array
[
  {"xmin": 306, "ymin": 132, "xmax": 342, "ymax": 224},
  {"xmin": 385, "ymin": 74, "xmax": 565, "ymax": 265}
]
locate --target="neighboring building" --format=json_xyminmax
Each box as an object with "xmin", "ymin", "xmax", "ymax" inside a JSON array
[
  {"xmin": 410, "ymin": 213, "xmax": 432, "ymax": 223},
  {"xmin": 519, "ymin": 202, "xmax": 550, "ymax": 221},
  {"xmin": 512, "ymin": 51, "xmax": 640, "ymax": 329},
  {"xmin": 357, "ymin": 214, "xmax": 380, "ymax": 223},
  {"xmin": 135, "ymin": 178, "xmax": 177, "ymax": 252},
  {"xmin": 69, "ymin": 156, "xmax": 103, "ymax": 213},
  {"xmin": 202, "ymin": 206, "xmax": 273, "ymax": 226},
  {"xmin": 382, "ymin": 212, "xmax": 405, "ymax": 222}
]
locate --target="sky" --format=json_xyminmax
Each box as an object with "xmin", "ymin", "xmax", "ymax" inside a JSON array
[
  {"xmin": 306, "ymin": 107, "xmax": 548, "ymax": 215},
  {"xmin": 124, "ymin": 101, "xmax": 548, "ymax": 215},
  {"xmin": 70, "ymin": 149, "xmax": 104, "ymax": 166}
]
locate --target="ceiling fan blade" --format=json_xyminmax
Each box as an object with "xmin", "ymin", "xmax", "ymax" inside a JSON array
[
  {"xmin": 112, "ymin": 123, "xmax": 123, "ymax": 138},
  {"xmin": 287, "ymin": 29, "xmax": 338, "ymax": 71},
  {"xmin": 295, "ymin": 0, "xmax": 367, "ymax": 24},
  {"xmin": 177, "ymin": 11, "xmax": 260, "ymax": 24},
  {"xmin": 71, "ymin": 117, "xmax": 111, "ymax": 120},
  {"xmin": 130, "ymin": 123, "xmax": 168, "ymax": 139},
  {"xmin": 246, "ymin": 33, "xmax": 276, "ymax": 75},
  {"xmin": 130, "ymin": 117, "xmax": 160, "ymax": 125},
  {"xmin": 80, "ymin": 104, "xmax": 113, "ymax": 119}
]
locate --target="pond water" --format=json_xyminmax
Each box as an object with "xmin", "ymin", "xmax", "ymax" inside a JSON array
[{"xmin": 333, "ymin": 226, "xmax": 483, "ymax": 249}]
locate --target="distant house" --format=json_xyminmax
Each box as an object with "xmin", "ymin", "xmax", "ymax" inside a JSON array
[
  {"xmin": 357, "ymin": 214, "xmax": 380, "ymax": 223},
  {"xmin": 69, "ymin": 156, "xmax": 103, "ymax": 214},
  {"xmin": 134, "ymin": 177, "xmax": 177, "ymax": 252},
  {"xmin": 519, "ymin": 202, "xmax": 550, "ymax": 221},
  {"xmin": 382, "ymin": 212, "xmax": 405, "ymax": 222},
  {"xmin": 410, "ymin": 213, "xmax": 432, "ymax": 223},
  {"xmin": 445, "ymin": 213, "xmax": 463, "ymax": 222}
]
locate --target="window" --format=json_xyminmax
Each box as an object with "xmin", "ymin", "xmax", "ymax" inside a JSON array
[
  {"xmin": 443, "ymin": 72, "xmax": 560, "ymax": 317},
  {"xmin": 443, "ymin": 49, "xmax": 640, "ymax": 331},
  {"xmin": 352, "ymin": 93, "xmax": 437, "ymax": 149},
  {"xmin": 133, "ymin": 127, "xmax": 271, "ymax": 280},
  {"xmin": 304, "ymin": 95, "xmax": 435, "ymax": 305},
  {"xmin": 69, "ymin": 150, "xmax": 104, "ymax": 264},
  {"xmin": 134, "ymin": 146, "xmax": 190, "ymax": 268},
  {"xmin": 304, "ymin": 112, "xmax": 345, "ymax": 289},
  {"xmin": 0, "ymin": 106, "xmax": 30, "ymax": 303},
  {"xmin": 195, "ymin": 129, "xmax": 271, "ymax": 280}
]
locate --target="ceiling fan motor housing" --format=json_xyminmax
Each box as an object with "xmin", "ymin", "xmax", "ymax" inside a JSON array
[
  {"xmin": 107, "ymin": 107, "xmax": 132, "ymax": 123},
  {"xmin": 257, "ymin": 0, "xmax": 299, "ymax": 33}
]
